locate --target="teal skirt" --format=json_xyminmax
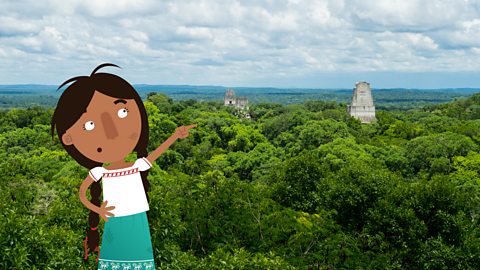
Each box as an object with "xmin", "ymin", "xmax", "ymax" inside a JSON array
[{"xmin": 98, "ymin": 212, "xmax": 155, "ymax": 270}]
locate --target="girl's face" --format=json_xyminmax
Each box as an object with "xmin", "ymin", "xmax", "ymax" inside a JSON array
[{"xmin": 61, "ymin": 90, "xmax": 142, "ymax": 164}]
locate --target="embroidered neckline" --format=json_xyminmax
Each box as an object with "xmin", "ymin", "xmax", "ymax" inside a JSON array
[
  {"xmin": 102, "ymin": 167, "xmax": 139, "ymax": 178},
  {"xmin": 102, "ymin": 158, "xmax": 150, "ymax": 172},
  {"xmin": 103, "ymin": 163, "xmax": 135, "ymax": 172}
]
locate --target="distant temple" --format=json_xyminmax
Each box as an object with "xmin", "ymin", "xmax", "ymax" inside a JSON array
[
  {"xmin": 347, "ymin": 82, "xmax": 376, "ymax": 123},
  {"xmin": 224, "ymin": 89, "xmax": 250, "ymax": 118}
]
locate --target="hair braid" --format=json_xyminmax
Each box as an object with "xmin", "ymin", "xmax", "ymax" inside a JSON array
[
  {"xmin": 86, "ymin": 180, "xmax": 102, "ymax": 253},
  {"xmin": 137, "ymin": 149, "xmax": 151, "ymax": 204}
]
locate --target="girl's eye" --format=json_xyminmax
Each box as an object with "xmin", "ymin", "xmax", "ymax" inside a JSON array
[
  {"xmin": 84, "ymin": 121, "xmax": 95, "ymax": 131},
  {"xmin": 117, "ymin": 108, "xmax": 129, "ymax": 118}
]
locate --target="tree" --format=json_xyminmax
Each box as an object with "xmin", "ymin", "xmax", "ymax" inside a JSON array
[{"xmin": 406, "ymin": 132, "xmax": 478, "ymax": 175}]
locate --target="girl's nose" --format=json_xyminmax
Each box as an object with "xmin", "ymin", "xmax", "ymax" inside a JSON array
[{"xmin": 101, "ymin": 112, "xmax": 119, "ymax": 139}]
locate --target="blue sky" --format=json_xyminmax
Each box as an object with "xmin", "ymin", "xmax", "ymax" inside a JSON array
[{"xmin": 1, "ymin": 0, "xmax": 480, "ymax": 88}]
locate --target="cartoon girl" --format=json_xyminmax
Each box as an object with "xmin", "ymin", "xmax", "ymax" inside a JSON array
[{"xmin": 51, "ymin": 63, "xmax": 196, "ymax": 269}]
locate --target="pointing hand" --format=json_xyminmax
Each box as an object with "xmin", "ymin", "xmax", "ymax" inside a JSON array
[{"xmin": 174, "ymin": 124, "xmax": 197, "ymax": 139}]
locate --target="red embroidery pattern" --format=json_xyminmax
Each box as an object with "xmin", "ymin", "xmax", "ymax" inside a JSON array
[{"xmin": 103, "ymin": 168, "xmax": 139, "ymax": 178}]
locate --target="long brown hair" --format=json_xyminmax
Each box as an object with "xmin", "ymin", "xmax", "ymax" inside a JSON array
[{"xmin": 50, "ymin": 63, "xmax": 150, "ymax": 257}]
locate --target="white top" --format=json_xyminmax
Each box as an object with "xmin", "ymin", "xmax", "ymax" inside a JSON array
[{"xmin": 88, "ymin": 157, "xmax": 152, "ymax": 217}]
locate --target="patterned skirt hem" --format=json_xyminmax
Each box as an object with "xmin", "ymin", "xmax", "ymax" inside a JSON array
[{"xmin": 98, "ymin": 259, "xmax": 154, "ymax": 270}]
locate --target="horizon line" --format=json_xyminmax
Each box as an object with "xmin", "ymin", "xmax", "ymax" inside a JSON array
[{"xmin": 0, "ymin": 83, "xmax": 479, "ymax": 91}]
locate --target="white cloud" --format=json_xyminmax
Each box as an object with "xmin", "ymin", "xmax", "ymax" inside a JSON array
[
  {"xmin": 0, "ymin": 15, "xmax": 40, "ymax": 35},
  {"xmin": 0, "ymin": 0, "xmax": 479, "ymax": 86}
]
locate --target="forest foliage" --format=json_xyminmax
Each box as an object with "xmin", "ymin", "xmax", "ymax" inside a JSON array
[{"xmin": 1, "ymin": 92, "xmax": 480, "ymax": 269}]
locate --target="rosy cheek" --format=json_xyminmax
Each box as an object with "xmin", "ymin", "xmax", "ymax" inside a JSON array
[{"xmin": 129, "ymin": 132, "xmax": 139, "ymax": 140}]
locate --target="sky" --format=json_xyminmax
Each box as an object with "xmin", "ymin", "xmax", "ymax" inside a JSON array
[{"xmin": 1, "ymin": 0, "xmax": 480, "ymax": 88}]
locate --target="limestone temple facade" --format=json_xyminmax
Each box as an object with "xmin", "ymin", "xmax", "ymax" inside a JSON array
[
  {"xmin": 224, "ymin": 89, "xmax": 250, "ymax": 118},
  {"xmin": 347, "ymin": 82, "xmax": 376, "ymax": 123}
]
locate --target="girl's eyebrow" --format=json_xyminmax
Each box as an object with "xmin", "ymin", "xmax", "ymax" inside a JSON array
[{"xmin": 113, "ymin": 99, "xmax": 127, "ymax": 104}]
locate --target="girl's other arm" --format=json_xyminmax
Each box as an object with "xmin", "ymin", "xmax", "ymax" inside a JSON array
[
  {"xmin": 146, "ymin": 124, "xmax": 197, "ymax": 164},
  {"xmin": 79, "ymin": 175, "xmax": 115, "ymax": 222}
]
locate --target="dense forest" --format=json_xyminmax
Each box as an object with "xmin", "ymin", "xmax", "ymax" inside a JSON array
[
  {"xmin": 0, "ymin": 85, "xmax": 477, "ymax": 110},
  {"xmin": 1, "ymin": 91, "xmax": 480, "ymax": 269}
]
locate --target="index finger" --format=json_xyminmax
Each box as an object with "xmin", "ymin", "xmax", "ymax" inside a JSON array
[{"xmin": 186, "ymin": 124, "xmax": 197, "ymax": 129}]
